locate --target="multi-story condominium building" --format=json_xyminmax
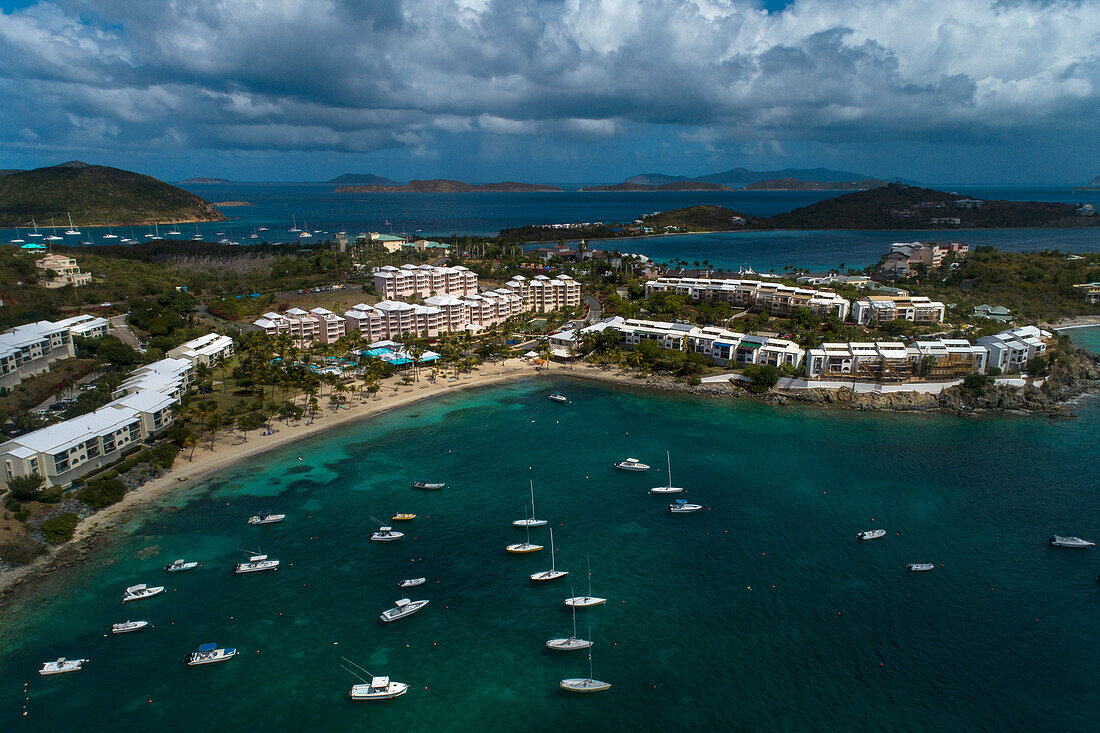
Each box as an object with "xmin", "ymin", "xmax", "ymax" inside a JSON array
[
  {"xmin": 882, "ymin": 241, "xmax": 969, "ymax": 276},
  {"xmin": 53, "ymin": 314, "xmax": 110, "ymax": 340},
  {"xmin": 643, "ymin": 276, "xmax": 850, "ymax": 320},
  {"xmin": 805, "ymin": 341, "xmax": 919, "ymax": 381},
  {"xmin": 167, "ymin": 333, "xmax": 235, "ymax": 366},
  {"xmin": 461, "ymin": 290, "xmax": 523, "ymax": 329},
  {"xmin": 976, "ymin": 326, "xmax": 1052, "ymax": 373},
  {"xmin": 0, "ymin": 335, "xmax": 231, "ymax": 490},
  {"xmin": 505, "ymin": 275, "xmax": 582, "ymax": 313},
  {"xmin": 0, "ymin": 321, "xmax": 75, "ymax": 393},
  {"xmin": 910, "ymin": 339, "xmax": 989, "ymax": 378},
  {"xmin": 35, "ymin": 254, "xmax": 92, "ymax": 288},
  {"xmin": 373, "ymin": 264, "xmax": 478, "ymax": 299},
  {"xmin": 252, "ymin": 308, "xmax": 320, "ymax": 346},
  {"xmin": 307, "ymin": 308, "xmax": 346, "ymax": 344},
  {"xmin": 423, "ymin": 295, "xmax": 470, "ymax": 333},
  {"xmin": 851, "ymin": 295, "xmax": 946, "ymax": 325},
  {"xmin": 612, "ymin": 319, "xmax": 804, "ymax": 369}
]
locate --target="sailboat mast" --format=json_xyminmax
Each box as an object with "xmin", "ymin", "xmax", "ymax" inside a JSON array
[
  {"xmin": 529, "ymin": 480, "xmax": 536, "ymax": 519},
  {"xmin": 667, "ymin": 451, "xmax": 672, "ymax": 489},
  {"xmin": 549, "ymin": 528, "xmax": 555, "ymax": 571},
  {"xmin": 570, "ymin": 591, "xmax": 578, "ymax": 638},
  {"xmin": 586, "ymin": 555, "xmax": 593, "ymax": 598}
]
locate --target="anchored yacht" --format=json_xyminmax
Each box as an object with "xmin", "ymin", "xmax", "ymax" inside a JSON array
[
  {"xmin": 858, "ymin": 529, "xmax": 886, "ymax": 541},
  {"xmin": 187, "ymin": 643, "xmax": 236, "ymax": 666},
  {"xmin": 650, "ymin": 452, "xmax": 684, "ymax": 494},
  {"xmin": 565, "ymin": 556, "xmax": 606, "ymax": 607},
  {"xmin": 380, "ymin": 598, "xmax": 429, "ymax": 623},
  {"xmin": 165, "ymin": 559, "xmax": 198, "ymax": 572},
  {"xmin": 548, "ymin": 393, "xmax": 568, "ymax": 403},
  {"xmin": 112, "ymin": 620, "xmax": 150, "ymax": 634},
  {"xmin": 614, "ymin": 458, "xmax": 650, "ymax": 472},
  {"xmin": 669, "ymin": 500, "xmax": 702, "ymax": 513},
  {"xmin": 513, "ymin": 481, "xmax": 548, "ymax": 527},
  {"xmin": 248, "ymin": 510, "xmax": 285, "ymax": 525},
  {"xmin": 371, "ymin": 525, "xmax": 404, "ymax": 542},
  {"xmin": 344, "ymin": 658, "xmax": 408, "ymax": 700},
  {"xmin": 39, "ymin": 658, "xmax": 87, "ymax": 675},
  {"xmin": 530, "ymin": 528, "xmax": 568, "ymax": 582},
  {"xmin": 506, "ymin": 521, "xmax": 543, "ymax": 554},
  {"xmin": 547, "ymin": 594, "xmax": 593, "ymax": 651},
  {"xmin": 1050, "ymin": 535, "xmax": 1095, "ymax": 548},
  {"xmin": 907, "ymin": 563, "xmax": 935, "ymax": 572},
  {"xmin": 412, "ymin": 481, "xmax": 445, "ymax": 490},
  {"xmin": 560, "ymin": 648, "xmax": 610, "ymax": 693},
  {"xmin": 122, "ymin": 583, "xmax": 165, "ymax": 602},
  {"xmin": 235, "ymin": 554, "xmax": 280, "ymax": 573},
  {"xmin": 399, "ymin": 577, "xmax": 426, "ymax": 588}
]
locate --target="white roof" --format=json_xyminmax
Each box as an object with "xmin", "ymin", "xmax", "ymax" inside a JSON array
[
  {"xmin": 113, "ymin": 390, "xmax": 177, "ymax": 414},
  {"xmin": 3, "ymin": 404, "xmax": 140, "ymax": 455}
]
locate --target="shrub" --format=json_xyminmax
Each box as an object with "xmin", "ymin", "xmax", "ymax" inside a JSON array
[
  {"xmin": 0, "ymin": 539, "xmax": 46, "ymax": 566},
  {"xmin": 146, "ymin": 443, "xmax": 180, "ymax": 469},
  {"xmin": 962, "ymin": 372, "xmax": 995, "ymax": 395},
  {"xmin": 37, "ymin": 486, "xmax": 64, "ymax": 504},
  {"xmin": 6, "ymin": 474, "xmax": 44, "ymax": 501},
  {"xmin": 78, "ymin": 479, "xmax": 126, "ymax": 510},
  {"xmin": 40, "ymin": 513, "xmax": 80, "ymax": 544},
  {"xmin": 742, "ymin": 364, "xmax": 780, "ymax": 394},
  {"xmin": 14, "ymin": 510, "xmax": 30, "ymax": 522}
]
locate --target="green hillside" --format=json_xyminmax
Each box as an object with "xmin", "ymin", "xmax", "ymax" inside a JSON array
[{"xmin": 0, "ymin": 162, "xmax": 226, "ymax": 227}]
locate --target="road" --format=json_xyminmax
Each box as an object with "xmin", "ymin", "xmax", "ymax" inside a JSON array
[
  {"xmin": 108, "ymin": 315, "xmax": 140, "ymax": 347},
  {"xmin": 585, "ymin": 294, "xmax": 603, "ymax": 324}
]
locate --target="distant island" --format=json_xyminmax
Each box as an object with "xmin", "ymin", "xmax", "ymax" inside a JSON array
[
  {"xmin": 328, "ymin": 173, "xmax": 399, "ymax": 186},
  {"xmin": 1074, "ymin": 175, "xmax": 1100, "ymax": 190},
  {"xmin": 0, "ymin": 161, "xmax": 226, "ymax": 227},
  {"xmin": 212, "ymin": 201, "xmax": 252, "ymax": 207},
  {"xmin": 743, "ymin": 178, "xmax": 886, "ymax": 191},
  {"xmin": 578, "ymin": 181, "xmax": 734, "ymax": 192},
  {"xmin": 617, "ymin": 166, "xmax": 875, "ymax": 188},
  {"xmin": 335, "ymin": 179, "xmax": 562, "ymax": 193},
  {"xmin": 179, "ymin": 177, "xmax": 231, "ymax": 184}
]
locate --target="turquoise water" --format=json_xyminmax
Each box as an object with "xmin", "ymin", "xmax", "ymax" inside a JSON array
[{"xmin": 2, "ymin": 357, "xmax": 1100, "ymax": 730}]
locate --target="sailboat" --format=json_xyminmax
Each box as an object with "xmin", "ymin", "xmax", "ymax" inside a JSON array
[
  {"xmin": 144, "ymin": 222, "xmax": 160, "ymax": 239},
  {"xmin": 191, "ymin": 224, "xmax": 203, "ymax": 241},
  {"xmin": 9, "ymin": 226, "xmax": 24, "ymax": 244},
  {"xmin": 102, "ymin": 221, "xmax": 118, "ymax": 240},
  {"xmin": 299, "ymin": 222, "xmax": 313, "ymax": 239},
  {"xmin": 289, "ymin": 216, "xmax": 301, "ymax": 233},
  {"xmin": 64, "ymin": 212, "xmax": 80, "ymax": 235},
  {"xmin": 560, "ymin": 642, "xmax": 610, "ymax": 692},
  {"xmin": 513, "ymin": 480, "xmax": 547, "ymax": 527},
  {"xmin": 530, "ymin": 528, "xmax": 567, "ymax": 581},
  {"xmin": 165, "ymin": 224, "xmax": 181, "ymax": 235},
  {"xmin": 546, "ymin": 590, "xmax": 592, "ymax": 650},
  {"xmin": 506, "ymin": 513, "xmax": 543, "ymax": 554},
  {"xmin": 46, "ymin": 218, "xmax": 63, "ymax": 242},
  {"xmin": 649, "ymin": 451, "xmax": 684, "ymax": 494},
  {"xmin": 564, "ymin": 556, "xmax": 606, "ymax": 607},
  {"xmin": 28, "ymin": 219, "xmax": 42, "ymax": 238}
]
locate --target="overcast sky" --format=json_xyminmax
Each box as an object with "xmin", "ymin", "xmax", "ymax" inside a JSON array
[{"xmin": 1, "ymin": 0, "xmax": 1097, "ymax": 184}]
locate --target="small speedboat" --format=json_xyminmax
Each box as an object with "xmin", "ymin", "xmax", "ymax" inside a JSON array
[
  {"xmin": 187, "ymin": 643, "xmax": 236, "ymax": 666},
  {"xmin": 122, "ymin": 583, "xmax": 165, "ymax": 602},
  {"xmin": 1050, "ymin": 535, "xmax": 1095, "ymax": 548},
  {"xmin": 399, "ymin": 577, "xmax": 426, "ymax": 588},
  {"xmin": 548, "ymin": 393, "xmax": 568, "ymax": 403},
  {"xmin": 165, "ymin": 559, "xmax": 198, "ymax": 572},
  {"xmin": 39, "ymin": 657, "xmax": 87, "ymax": 675},
  {"xmin": 112, "ymin": 620, "xmax": 150, "ymax": 634},
  {"xmin": 380, "ymin": 598, "xmax": 429, "ymax": 623},
  {"xmin": 669, "ymin": 500, "xmax": 702, "ymax": 513},
  {"xmin": 248, "ymin": 510, "xmax": 285, "ymax": 525},
  {"xmin": 907, "ymin": 563, "xmax": 935, "ymax": 572},
  {"xmin": 858, "ymin": 529, "xmax": 886, "ymax": 541},
  {"xmin": 235, "ymin": 554, "xmax": 280, "ymax": 573},
  {"xmin": 614, "ymin": 458, "xmax": 650, "ymax": 472},
  {"xmin": 351, "ymin": 675, "xmax": 408, "ymax": 701},
  {"xmin": 371, "ymin": 526, "xmax": 404, "ymax": 542},
  {"xmin": 391, "ymin": 513, "xmax": 416, "ymax": 521},
  {"xmin": 411, "ymin": 481, "xmax": 445, "ymax": 490}
]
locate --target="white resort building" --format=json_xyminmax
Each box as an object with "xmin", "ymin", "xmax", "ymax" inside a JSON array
[
  {"xmin": 0, "ymin": 315, "xmax": 110, "ymax": 393},
  {"xmin": 976, "ymin": 326, "xmax": 1053, "ymax": 373},
  {"xmin": 851, "ymin": 296, "xmax": 946, "ymax": 325},
  {"xmin": 643, "ymin": 276, "xmax": 850, "ymax": 320},
  {"xmin": 504, "ymin": 275, "xmax": 582, "ymax": 313},
  {"xmin": 35, "ymin": 254, "xmax": 92, "ymax": 288},
  {"xmin": 611, "ymin": 318, "xmax": 805, "ymax": 369},
  {"xmin": 167, "ymin": 333, "xmax": 235, "ymax": 366},
  {"xmin": 372, "ymin": 264, "xmax": 478, "ymax": 299}
]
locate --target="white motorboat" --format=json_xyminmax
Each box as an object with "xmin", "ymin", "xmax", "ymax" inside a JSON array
[
  {"xmin": 614, "ymin": 458, "xmax": 650, "ymax": 472},
  {"xmin": 1050, "ymin": 535, "xmax": 1095, "ymax": 548},
  {"xmin": 248, "ymin": 509, "xmax": 286, "ymax": 525},
  {"xmin": 235, "ymin": 554, "xmax": 280, "ymax": 573},
  {"xmin": 560, "ymin": 649, "xmax": 610, "ymax": 693},
  {"xmin": 547, "ymin": 592, "xmax": 593, "ymax": 651},
  {"xmin": 344, "ymin": 658, "xmax": 408, "ymax": 700},
  {"xmin": 669, "ymin": 500, "xmax": 702, "ymax": 513},
  {"xmin": 513, "ymin": 480, "xmax": 548, "ymax": 527},
  {"xmin": 858, "ymin": 529, "xmax": 886, "ymax": 541},
  {"xmin": 907, "ymin": 563, "xmax": 935, "ymax": 572},
  {"xmin": 380, "ymin": 598, "xmax": 429, "ymax": 623},
  {"xmin": 531, "ymin": 528, "xmax": 568, "ymax": 582},
  {"xmin": 187, "ymin": 643, "xmax": 236, "ymax": 666},
  {"xmin": 371, "ymin": 525, "xmax": 404, "ymax": 542},
  {"xmin": 165, "ymin": 558, "xmax": 199, "ymax": 572},
  {"xmin": 411, "ymin": 480, "xmax": 445, "ymax": 490},
  {"xmin": 548, "ymin": 393, "xmax": 568, "ymax": 403},
  {"xmin": 122, "ymin": 583, "xmax": 165, "ymax": 602},
  {"xmin": 399, "ymin": 577, "xmax": 426, "ymax": 588},
  {"xmin": 39, "ymin": 657, "xmax": 87, "ymax": 675},
  {"xmin": 507, "ymin": 521, "xmax": 543, "ymax": 554},
  {"xmin": 565, "ymin": 556, "xmax": 606, "ymax": 607},
  {"xmin": 650, "ymin": 451, "xmax": 684, "ymax": 494},
  {"xmin": 112, "ymin": 620, "xmax": 150, "ymax": 634}
]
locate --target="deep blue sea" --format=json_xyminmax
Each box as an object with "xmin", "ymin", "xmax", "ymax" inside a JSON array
[
  {"xmin": 3, "ymin": 184, "xmax": 1096, "ymax": 271},
  {"xmin": 1, "ymin": 328, "xmax": 1098, "ymax": 731}
]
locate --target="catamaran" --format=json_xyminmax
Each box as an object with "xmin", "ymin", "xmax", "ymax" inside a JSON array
[
  {"xmin": 165, "ymin": 558, "xmax": 198, "ymax": 572},
  {"xmin": 112, "ymin": 620, "xmax": 150, "ymax": 634},
  {"xmin": 614, "ymin": 457, "xmax": 650, "ymax": 471},
  {"xmin": 506, "ymin": 519, "xmax": 543, "ymax": 554},
  {"xmin": 298, "ymin": 224, "xmax": 313, "ymax": 239},
  {"xmin": 187, "ymin": 643, "xmax": 236, "ymax": 665},
  {"xmin": 649, "ymin": 451, "xmax": 684, "ymax": 494},
  {"xmin": 39, "ymin": 657, "xmax": 87, "ymax": 675},
  {"xmin": 1050, "ymin": 535, "xmax": 1095, "ymax": 548},
  {"xmin": 669, "ymin": 500, "xmax": 702, "ymax": 513},
  {"xmin": 235, "ymin": 553, "xmax": 280, "ymax": 573},
  {"xmin": 122, "ymin": 583, "xmax": 165, "ymax": 602},
  {"xmin": 560, "ymin": 646, "xmax": 610, "ymax": 693},
  {"xmin": 565, "ymin": 556, "xmax": 606, "ymax": 607},
  {"xmin": 380, "ymin": 598, "xmax": 429, "ymax": 623},
  {"xmin": 513, "ymin": 480, "xmax": 548, "ymax": 527},
  {"xmin": 858, "ymin": 529, "xmax": 886, "ymax": 541},
  {"xmin": 547, "ymin": 592, "xmax": 592, "ymax": 651},
  {"xmin": 531, "ymin": 527, "xmax": 568, "ymax": 582},
  {"xmin": 247, "ymin": 509, "xmax": 285, "ymax": 525},
  {"xmin": 343, "ymin": 658, "xmax": 408, "ymax": 700}
]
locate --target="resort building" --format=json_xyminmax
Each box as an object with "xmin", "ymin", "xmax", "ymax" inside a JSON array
[
  {"xmin": 504, "ymin": 275, "xmax": 582, "ymax": 313},
  {"xmin": 0, "ymin": 321, "xmax": 75, "ymax": 393},
  {"xmin": 547, "ymin": 317, "xmax": 627, "ymax": 358},
  {"xmin": 881, "ymin": 241, "xmax": 968, "ymax": 276},
  {"xmin": 0, "ymin": 334, "xmax": 231, "ymax": 490},
  {"xmin": 35, "ymin": 254, "xmax": 92, "ymax": 288},
  {"xmin": 1073, "ymin": 282, "xmax": 1100, "ymax": 304},
  {"xmin": 166, "ymin": 333, "xmax": 235, "ymax": 366},
  {"xmin": 368, "ymin": 233, "xmax": 410, "ymax": 253},
  {"xmin": 308, "ymin": 308, "xmax": 346, "ymax": 344},
  {"xmin": 343, "ymin": 304, "xmax": 387, "ymax": 342},
  {"xmin": 805, "ymin": 342, "xmax": 920, "ymax": 381},
  {"xmin": 910, "ymin": 339, "xmax": 989, "ymax": 378},
  {"xmin": 851, "ymin": 296, "xmax": 946, "ymax": 325},
  {"xmin": 372, "ymin": 264, "xmax": 478, "ymax": 299},
  {"xmin": 643, "ymin": 276, "xmax": 850, "ymax": 320},
  {"xmin": 976, "ymin": 326, "xmax": 1052, "ymax": 373},
  {"xmin": 53, "ymin": 314, "xmax": 110, "ymax": 340},
  {"xmin": 611, "ymin": 319, "xmax": 804, "ymax": 369},
  {"xmin": 252, "ymin": 309, "xmax": 320, "ymax": 346}
]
